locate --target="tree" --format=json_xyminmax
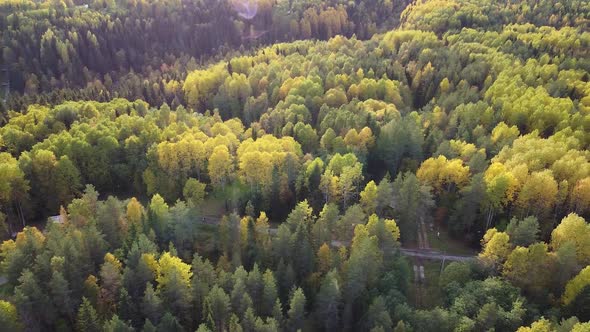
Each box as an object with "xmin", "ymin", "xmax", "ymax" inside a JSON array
[
  {"xmin": 336, "ymin": 204, "xmax": 366, "ymax": 243},
  {"xmin": 126, "ymin": 197, "xmax": 144, "ymax": 226},
  {"xmin": 551, "ymin": 213, "xmax": 590, "ymax": 264},
  {"xmin": 0, "ymin": 300, "xmax": 22, "ymax": 332},
  {"xmin": 338, "ymin": 164, "xmax": 363, "ymax": 210},
  {"xmin": 293, "ymin": 123, "xmax": 318, "ymax": 153},
  {"xmin": 99, "ymin": 253, "xmax": 123, "ymax": 315},
  {"xmin": 191, "ymin": 255, "xmax": 217, "ymax": 323},
  {"xmin": 183, "ymin": 178, "xmax": 206, "ymax": 208},
  {"xmin": 14, "ymin": 268, "xmax": 53, "ymax": 330},
  {"xmin": 53, "ymin": 155, "xmax": 82, "ymax": 209},
  {"xmin": 141, "ymin": 283, "xmax": 162, "ymax": 325},
  {"xmin": 515, "ymin": 170, "xmax": 558, "ymax": 219},
  {"xmin": 563, "ymin": 266, "xmax": 590, "ymax": 305},
  {"xmin": 366, "ymin": 214, "xmax": 400, "ymax": 255},
  {"xmin": 365, "ymin": 296, "xmax": 393, "ymax": 331},
  {"xmin": 286, "ymin": 200, "xmax": 314, "ymax": 232},
  {"xmin": 97, "ymin": 196, "xmax": 126, "ymax": 249},
  {"xmin": 76, "ymin": 297, "xmax": 101, "ymax": 332},
  {"xmin": 291, "ymin": 224, "xmax": 315, "ymax": 281},
  {"xmin": 29, "ymin": 149, "xmax": 58, "ymax": 212},
  {"xmin": 376, "ymin": 116, "xmax": 423, "ymax": 175},
  {"xmin": 416, "ymin": 156, "xmax": 470, "ymax": 194},
  {"xmin": 0, "ymin": 153, "xmax": 29, "ymax": 228},
  {"xmin": 566, "ymin": 286, "xmax": 590, "ymax": 323},
  {"xmin": 503, "ymin": 243, "xmax": 554, "ymax": 299},
  {"xmin": 375, "ymin": 177, "xmax": 393, "ymax": 216},
  {"xmin": 156, "ymin": 252, "xmax": 193, "ymax": 324},
  {"xmin": 183, "ymin": 64, "xmax": 228, "ymax": 111},
  {"xmin": 103, "ymin": 315, "xmax": 134, "ymax": 332},
  {"xmin": 505, "ymin": 216, "xmax": 540, "ymax": 247},
  {"xmin": 516, "ymin": 318, "xmax": 554, "ymax": 332},
  {"xmin": 312, "ymin": 204, "xmax": 339, "ymax": 248},
  {"xmin": 238, "ymin": 151, "xmax": 273, "ymax": 193},
  {"xmin": 319, "ymin": 170, "xmax": 339, "ymax": 204},
  {"xmin": 230, "ymin": 273, "xmax": 251, "ymax": 318},
  {"xmin": 255, "ymin": 212, "xmax": 271, "ymax": 257},
  {"xmin": 314, "ymin": 270, "xmax": 341, "ymax": 331},
  {"xmin": 483, "ymin": 163, "xmax": 519, "ymax": 229},
  {"xmin": 2, "ymin": 227, "xmax": 46, "ymax": 286},
  {"xmin": 261, "ymin": 269, "xmax": 278, "ymax": 317},
  {"xmin": 571, "ymin": 177, "xmax": 590, "ymax": 215},
  {"xmin": 49, "ymin": 256, "xmax": 75, "ymax": 321},
  {"xmin": 449, "ymin": 173, "xmax": 486, "ymax": 239},
  {"xmin": 360, "ymin": 181, "xmax": 378, "ymax": 215},
  {"xmin": 287, "ymin": 288, "xmax": 306, "ymax": 332},
  {"xmin": 343, "ymin": 225, "xmax": 383, "ymax": 330},
  {"xmin": 83, "ymin": 275, "xmax": 100, "ymax": 308},
  {"xmin": 204, "ymin": 286, "xmax": 231, "ymax": 332},
  {"xmin": 316, "ymin": 243, "xmax": 332, "ymax": 275},
  {"xmin": 439, "ymin": 262, "xmax": 471, "ymax": 288},
  {"xmin": 208, "ymin": 145, "xmax": 233, "ymax": 191},
  {"xmin": 479, "ymin": 229, "xmax": 511, "ymax": 270},
  {"xmin": 157, "ymin": 312, "xmax": 184, "ymax": 332},
  {"xmin": 148, "ymin": 194, "xmax": 170, "ymax": 244},
  {"xmin": 391, "ymin": 172, "xmax": 434, "ymax": 243}
]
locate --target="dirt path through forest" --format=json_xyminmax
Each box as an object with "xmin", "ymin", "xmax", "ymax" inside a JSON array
[{"xmin": 413, "ymin": 220, "xmax": 429, "ymax": 307}]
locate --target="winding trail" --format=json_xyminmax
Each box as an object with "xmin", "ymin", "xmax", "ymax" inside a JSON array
[{"xmin": 414, "ymin": 220, "xmax": 428, "ymax": 307}]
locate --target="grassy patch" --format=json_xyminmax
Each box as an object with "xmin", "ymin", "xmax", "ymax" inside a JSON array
[
  {"xmin": 426, "ymin": 226, "xmax": 477, "ymax": 256},
  {"xmin": 199, "ymin": 197, "xmax": 228, "ymax": 217}
]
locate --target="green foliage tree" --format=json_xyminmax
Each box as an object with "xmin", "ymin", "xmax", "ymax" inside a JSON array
[
  {"xmin": 287, "ymin": 287, "xmax": 306, "ymax": 332},
  {"xmin": 0, "ymin": 300, "xmax": 22, "ymax": 332},
  {"xmin": 76, "ymin": 297, "xmax": 101, "ymax": 332}
]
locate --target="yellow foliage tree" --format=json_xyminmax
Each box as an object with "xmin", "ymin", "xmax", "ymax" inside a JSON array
[
  {"xmin": 562, "ymin": 266, "xmax": 590, "ymax": 305},
  {"xmin": 551, "ymin": 213, "xmax": 590, "ymax": 264},
  {"xmin": 479, "ymin": 229, "xmax": 511, "ymax": 270},
  {"xmin": 208, "ymin": 145, "xmax": 233, "ymax": 190},
  {"xmin": 417, "ymin": 155, "xmax": 470, "ymax": 193}
]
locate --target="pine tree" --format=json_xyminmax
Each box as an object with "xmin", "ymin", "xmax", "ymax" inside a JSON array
[
  {"xmin": 287, "ymin": 288, "xmax": 306, "ymax": 332},
  {"xmin": 272, "ymin": 299, "xmax": 284, "ymax": 328},
  {"xmin": 141, "ymin": 283, "xmax": 162, "ymax": 325},
  {"xmin": 103, "ymin": 315, "xmax": 134, "ymax": 332},
  {"xmin": 76, "ymin": 297, "xmax": 101, "ymax": 332},
  {"xmin": 204, "ymin": 286, "xmax": 231, "ymax": 332},
  {"xmin": 247, "ymin": 264, "xmax": 264, "ymax": 313},
  {"xmin": 49, "ymin": 257, "xmax": 75, "ymax": 320},
  {"xmin": 142, "ymin": 319, "xmax": 157, "ymax": 332},
  {"xmin": 315, "ymin": 270, "xmax": 341, "ymax": 331},
  {"xmin": 261, "ymin": 269, "xmax": 278, "ymax": 317},
  {"xmin": 157, "ymin": 312, "xmax": 184, "ymax": 332}
]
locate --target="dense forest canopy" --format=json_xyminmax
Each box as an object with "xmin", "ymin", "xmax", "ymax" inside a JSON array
[
  {"xmin": 1, "ymin": 0, "xmax": 590, "ymax": 331},
  {"xmin": 0, "ymin": 0, "xmax": 412, "ymax": 111}
]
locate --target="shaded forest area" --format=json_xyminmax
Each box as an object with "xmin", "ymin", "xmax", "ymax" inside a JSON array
[{"xmin": 0, "ymin": 0, "xmax": 412, "ymax": 112}]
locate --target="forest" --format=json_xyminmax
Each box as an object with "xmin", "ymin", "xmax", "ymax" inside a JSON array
[{"xmin": 0, "ymin": 0, "xmax": 590, "ymax": 331}]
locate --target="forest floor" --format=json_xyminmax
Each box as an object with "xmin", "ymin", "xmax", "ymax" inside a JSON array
[
  {"xmin": 411, "ymin": 220, "xmax": 429, "ymax": 307},
  {"xmin": 426, "ymin": 226, "xmax": 477, "ymax": 256},
  {"xmin": 200, "ymin": 197, "xmax": 228, "ymax": 217}
]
